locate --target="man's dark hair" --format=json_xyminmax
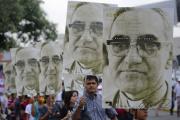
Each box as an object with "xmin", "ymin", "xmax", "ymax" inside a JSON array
[{"xmin": 84, "ymin": 75, "xmax": 99, "ymax": 84}]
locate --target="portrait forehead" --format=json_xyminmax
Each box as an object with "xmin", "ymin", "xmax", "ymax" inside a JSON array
[
  {"xmin": 41, "ymin": 42, "xmax": 61, "ymax": 57},
  {"xmin": 16, "ymin": 47, "xmax": 39, "ymax": 62},
  {"xmin": 111, "ymin": 9, "xmax": 166, "ymax": 41},
  {"xmin": 71, "ymin": 4, "xmax": 103, "ymax": 23}
]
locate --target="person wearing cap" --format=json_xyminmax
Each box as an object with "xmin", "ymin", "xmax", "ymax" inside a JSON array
[{"xmin": 174, "ymin": 77, "xmax": 180, "ymax": 117}]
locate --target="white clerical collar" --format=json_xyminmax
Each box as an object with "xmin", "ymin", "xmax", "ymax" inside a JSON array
[{"xmin": 23, "ymin": 87, "xmax": 37, "ymax": 96}]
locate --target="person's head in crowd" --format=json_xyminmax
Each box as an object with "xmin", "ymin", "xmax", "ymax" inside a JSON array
[
  {"xmin": 14, "ymin": 47, "xmax": 40, "ymax": 95},
  {"xmin": 38, "ymin": 96, "xmax": 45, "ymax": 105},
  {"xmin": 177, "ymin": 76, "xmax": 180, "ymax": 83},
  {"xmin": 130, "ymin": 109, "xmax": 148, "ymax": 120},
  {"xmin": 63, "ymin": 90, "xmax": 78, "ymax": 109},
  {"xmin": 40, "ymin": 42, "xmax": 63, "ymax": 95},
  {"xmin": 7, "ymin": 93, "xmax": 15, "ymax": 104},
  {"xmin": 84, "ymin": 75, "xmax": 99, "ymax": 94},
  {"xmin": 45, "ymin": 95, "xmax": 55, "ymax": 105},
  {"xmin": 28, "ymin": 97, "xmax": 34, "ymax": 104},
  {"xmin": 106, "ymin": 8, "xmax": 172, "ymax": 101},
  {"xmin": 10, "ymin": 93, "xmax": 15, "ymax": 99},
  {"xmin": 3, "ymin": 62, "xmax": 16, "ymax": 93},
  {"xmin": 66, "ymin": 2, "xmax": 104, "ymax": 73}
]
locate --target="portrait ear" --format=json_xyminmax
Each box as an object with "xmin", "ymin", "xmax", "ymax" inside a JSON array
[{"xmin": 165, "ymin": 44, "xmax": 173, "ymax": 69}]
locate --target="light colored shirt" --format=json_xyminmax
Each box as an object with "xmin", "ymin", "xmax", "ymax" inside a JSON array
[
  {"xmin": 174, "ymin": 83, "xmax": 180, "ymax": 97},
  {"xmin": 56, "ymin": 91, "xmax": 63, "ymax": 102},
  {"xmin": 25, "ymin": 104, "xmax": 35, "ymax": 120},
  {"xmin": 0, "ymin": 95, "xmax": 8, "ymax": 113},
  {"xmin": 23, "ymin": 87, "xmax": 37, "ymax": 96}
]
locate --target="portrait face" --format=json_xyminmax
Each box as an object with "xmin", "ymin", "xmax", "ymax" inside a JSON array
[
  {"xmin": 4, "ymin": 63, "xmax": 16, "ymax": 92},
  {"xmin": 40, "ymin": 42, "xmax": 63, "ymax": 93},
  {"xmin": 68, "ymin": 4, "xmax": 103, "ymax": 66},
  {"xmin": 107, "ymin": 9, "xmax": 172, "ymax": 94},
  {"xmin": 15, "ymin": 47, "xmax": 40, "ymax": 92},
  {"xmin": 84, "ymin": 79, "xmax": 98, "ymax": 94}
]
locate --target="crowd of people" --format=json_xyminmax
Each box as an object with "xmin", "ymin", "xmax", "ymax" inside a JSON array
[
  {"xmin": 0, "ymin": 1, "xmax": 179, "ymax": 120},
  {"xmin": 0, "ymin": 70, "xmax": 180, "ymax": 120},
  {"xmin": 0, "ymin": 75, "xmax": 152, "ymax": 120},
  {"xmin": 0, "ymin": 74, "xmax": 179, "ymax": 120}
]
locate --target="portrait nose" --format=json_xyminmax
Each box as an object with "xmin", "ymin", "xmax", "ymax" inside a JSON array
[
  {"xmin": 124, "ymin": 44, "xmax": 142, "ymax": 65},
  {"xmin": 10, "ymin": 74, "xmax": 15, "ymax": 83},
  {"xmin": 24, "ymin": 62, "xmax": 31, "ymax": 73},
  {"xmin": 90, "ymin": 83, "xmax": 95, "ymax": 87},
  {"xmin": 80, "ymin": 29, "xmax": 93, "ymax": 42},
  {"xmin": 47, "ymin": 61, "xmax": 55, "ymax": 73}
]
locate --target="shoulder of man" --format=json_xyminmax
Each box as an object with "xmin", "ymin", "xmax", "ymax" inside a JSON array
[{"xmin": 96, "ymin": 93, "xmax": 102, "ymax": 99}]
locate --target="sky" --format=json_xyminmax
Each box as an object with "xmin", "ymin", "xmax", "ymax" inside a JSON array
[{"xmin": 41, "ymin": 0, "xmax": 179, "ymax": 37}]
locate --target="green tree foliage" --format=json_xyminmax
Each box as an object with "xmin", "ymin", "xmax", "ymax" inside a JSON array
[{"xmin": 0, "ymin": 0, "xmax": 57, "ymax": 51}]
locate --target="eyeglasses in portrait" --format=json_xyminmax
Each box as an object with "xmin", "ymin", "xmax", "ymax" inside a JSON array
[{"xmin": 102, "ymin": 7, "xmax": 173, "ymax": 109}]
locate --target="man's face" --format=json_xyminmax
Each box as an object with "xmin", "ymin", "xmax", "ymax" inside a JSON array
[
  {"xmin": 40, "ymin": 43, "xmax": 63, "ymax": 91},
  {"xmin": 68, "ymin": 4, "xmax": 103, "ymax": 66},
  {"xmin": 15, "ymin": 48, "xmax": 40, "ymax": 91},
  {"xmin": 84, "ymin": 79, "xmax": 98, "ymax": 94},
  {"xmin": 108, "ymin": 10, "xmax": 171, "ymax": 94},
  {"xmin": 4, "ymin": 63, "xmax": 16, "ymax": 90}
]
